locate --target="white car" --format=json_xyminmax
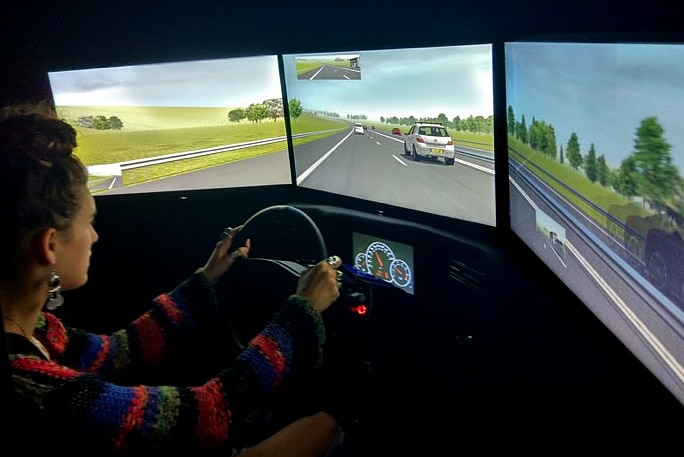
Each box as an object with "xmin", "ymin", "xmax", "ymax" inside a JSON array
[
  {"xmin": 353, "ymin": 122, "xmax": 364, "ymax": 134},
  {"xmin": 403, "ymin": 122, "xmax": 455, "ymax": 165}
]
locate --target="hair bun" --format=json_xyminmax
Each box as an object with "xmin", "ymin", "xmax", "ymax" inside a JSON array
[{"xmin": 0, "ymin": 114, "xmax": 77, "ymax": 165}]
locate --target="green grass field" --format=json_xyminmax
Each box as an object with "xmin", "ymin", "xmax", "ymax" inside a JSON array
[
  {"xmin": 55, "ymin": 106, "xmax": 347, "ymax": 188},
  {"xmin": 295, "ymin": 60, "xmax": 324, "ymax": 76},
  {"xmin": 57, "ymin": 106, "xmax": 288, "ymax": 165},
  {"xmin": 452, "ymin": 132, "xmax": 494, "ymax": 152},
  {"xmin": 57, "ymin": 106, "xmax": 349, "ymax": 163}
]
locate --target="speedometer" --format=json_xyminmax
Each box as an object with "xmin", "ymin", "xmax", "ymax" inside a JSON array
[
  {"xmin": 365, "ymin": 241, "xmax": 395, "ymax": 282},
  {"xmin": 390, "ymin": 258, "xmax": 412, "ymax": 288}
]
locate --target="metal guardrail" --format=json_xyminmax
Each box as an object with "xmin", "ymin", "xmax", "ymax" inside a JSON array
[
  {"xmin": 87, "ymin": 129, "xmax": 343, "ymax": 176},
  {"xmin": 508, "ymin": 146, "xmax": 647, "ymax": 260},
  {"xmin": 119, "ymin": 137, "xmax": 287, "ymax": 170}
]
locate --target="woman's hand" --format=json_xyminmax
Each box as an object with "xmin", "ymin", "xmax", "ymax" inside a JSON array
[
  {"xmin": 296, "ymin": 256, "xmax": 343, "ymax": 313},
  {"xmin": 202, "ymin": 226, "xmax": 250, "ymax": 284}
]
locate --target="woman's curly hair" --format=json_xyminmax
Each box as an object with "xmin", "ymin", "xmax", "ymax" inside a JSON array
[{"xmin": 0, "ymin": 101, "xmax": 88, "ymax": 277}]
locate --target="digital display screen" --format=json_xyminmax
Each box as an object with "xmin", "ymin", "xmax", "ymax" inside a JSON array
[
  {"xmin": 48, "ymin": 46, "xmax": 497, "ymax": 230},
  {"xmin": 48, "ymin": 55, "xmax": 291, "ymax": 195},
  {"xmin": 350, "ymin": 232, "xmax": 415, "ymax": 295},
  {"xmin": 506, "ymin": 41, "xmax": 684, "ymax": 404},
  {"xmin": 282, "ymin": 44, "xmax": 496, "ymax": 227}
]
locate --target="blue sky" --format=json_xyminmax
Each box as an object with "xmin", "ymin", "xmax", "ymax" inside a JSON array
[
  {"xmin": 505, "ymin": 42, "xmax": 684, "ymax": 172},
  {"xmin": 49, "ymin": 44, "xmax": 494, "ymax": 124},
  {"xmin": 48, "ymin": 55, "xmax": 283, "ymax": 108},
  {"xmin": 283, "ymin": 44, "xmax": 494, "ymax": 121}
]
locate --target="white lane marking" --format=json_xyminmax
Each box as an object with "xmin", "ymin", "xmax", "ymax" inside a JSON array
[
  {"xmin": 297, "ymin": 130, "xmax": 354, "ymax": 185},
  {"xmin": 392, "ymin": 155, "xmax": 408, "ymax": 166},
  {"xmin": 512, "ymin": 175, "xmax": 684, "ymax": 385}
]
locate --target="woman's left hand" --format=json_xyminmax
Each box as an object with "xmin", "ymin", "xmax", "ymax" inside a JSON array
[{"xmin": 202, "ymin": 225, "xmax": 250, "ymax": 284}]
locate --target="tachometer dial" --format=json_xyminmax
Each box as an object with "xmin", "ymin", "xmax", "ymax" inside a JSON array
[
  {"xmin": 355, "ymin": 252, "xmax": 367, "ymax": 271},
  {"xmin": 390, "ymin": 258, "xmax": 412, "ymax": 288},
  {"xmin": 365, "ymin": 241, "xmax": 395, "ymax": 282}
]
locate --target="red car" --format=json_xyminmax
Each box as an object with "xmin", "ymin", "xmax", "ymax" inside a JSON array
[{"xmin": 391, "ymin": 128, "xmax": 401, "ymax": 135}]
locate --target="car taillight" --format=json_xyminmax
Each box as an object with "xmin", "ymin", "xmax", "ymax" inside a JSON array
[
  {"xmin": 416, "ymin": 136, "xmax": 425, "ymax": 143},
  {"xmin": 447, "ymin": 140, "xmax": 453, "ymax": 145}
]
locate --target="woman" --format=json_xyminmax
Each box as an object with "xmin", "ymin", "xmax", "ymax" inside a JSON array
[{"xmin": 0, "ymin": 101, "xmax": 343, "ymax": 455}]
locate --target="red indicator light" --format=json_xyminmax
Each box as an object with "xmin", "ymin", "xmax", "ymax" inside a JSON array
[{"xmin": 350, "ymin": 305, "xmax": 367, "ymax": 316}]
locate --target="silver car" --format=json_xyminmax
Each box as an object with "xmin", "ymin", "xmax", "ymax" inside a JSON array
[{"xmin": 403, "ymin": 122, "xmax": 455, "ymax": 165}]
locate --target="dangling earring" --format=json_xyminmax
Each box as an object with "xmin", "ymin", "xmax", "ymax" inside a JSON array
[{"xmin": 46, "ymin": 269, "xmax": 64, "ymax": 310}]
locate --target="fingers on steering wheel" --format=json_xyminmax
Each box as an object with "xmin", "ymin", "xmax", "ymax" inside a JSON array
[
  {"xmin": 325, "ymin": 256, "xmax": 343, "ymax": 288},
  {"xmin": 220, "ymin": 225, "xmax": 244, "ymax": 241},
  {"xmin": 220, "ymin": 227, "xmax": 234, "ymax": 240}
]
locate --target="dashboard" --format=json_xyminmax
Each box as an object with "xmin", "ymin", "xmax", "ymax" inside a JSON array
[{"xmin": 351, "ymin": 233, "xmax": 415, "ymax": 295}]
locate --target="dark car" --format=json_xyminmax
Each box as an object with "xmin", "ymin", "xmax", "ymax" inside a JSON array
[
  {"xmin": 391, "ymin": 127, "xmax": 401, "ymax": 135},
  {"xmin": 645, "ymin": 227, "xmax": 684, "ymax": 302}
]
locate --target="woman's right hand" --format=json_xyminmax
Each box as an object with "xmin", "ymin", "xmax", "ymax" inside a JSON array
[
  {"xmin": 201, "ymin": 225, "xmax": 250, "ymax": 285},
  {"xmin": 296, "ymin": 256, "xmax": 343, "ymax": 313}
]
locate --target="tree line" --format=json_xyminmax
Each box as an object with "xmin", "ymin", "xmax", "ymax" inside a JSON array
[
  {"xmin": 507, "ymin": 105, "xmax": 684, "ymax": 221},
  {"xmin": 77, "ymin": 115, "xmax": 124, "ymax": 130},
  {"xmin": 226, "ymin": 98, "xmax": 305, "ymax": 123},
  {"xmin": 281, "ymin": 106, "xmax": 494, "ymax": 134},
  {"xmin": 379, "ymin": 113, "xmax": 494, "ymax": 134}
]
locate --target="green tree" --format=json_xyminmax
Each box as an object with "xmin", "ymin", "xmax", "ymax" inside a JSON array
[
  {"xmin": 262, "ymin": 98, "xmax": 283, "ymax": 121},
  {"xmin": 288, "ymin": 99, "xmax": 303, "ymax": 121},
  {"xmin": 507, "ymin": 105, "xmax": 515, "ymax": 135},
  {"xmin": 528, "ymin": 119, "xmax": 556, "ymax": 158},
  {"xmin": 472, "ymin": 115, "xmax": 493, "ymax": 134},
  {"xmin": 547, "ymin": 124, "xmax": 557, "ymax": 159},
  {"xmin": 585, "ymin": 143, "xmax": 598, "ymax": 182},
  {"xmin": 566, "ymin": 132, "xmax": 583, "ymax": 170},
  {"xmin": 631, "ymin": 116, "xmax": 680, "ymax": 213},
  {"xmin": 597, "ymin": 154, "xmax": 609, "ymax": 186},
  {"xmin": 515, "ymin": 114, "xmax": 528, "ymax": 144},
  {"xmin": 92, "ymin": 115, "xmax": 109, "ymax": 130},
  {"xmin": 228, "ymin": 108, "xmax": 246, "ymax": 123},
  {"xmin": 89, "ymin": 115, "xmax": 123, "ymax": 130},
  {"xmin": 108, "ymin": 116, "xmax": 123, "ymax": 130},
  {"xmin": 246, "ymin": 103, "xmax": 269, "ymax": 123},
  {"xmin": 613, "ymin": 155, "xmax": 640, "ymax": 198}
]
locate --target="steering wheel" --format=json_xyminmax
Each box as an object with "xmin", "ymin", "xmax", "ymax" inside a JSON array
[
  {"xmin": 214, "ymin": 205, "xmax": 373, "ymax": 438},
  {"xmin": 215, "ymin": 204, "xmax": 371, "ymax": 353}
]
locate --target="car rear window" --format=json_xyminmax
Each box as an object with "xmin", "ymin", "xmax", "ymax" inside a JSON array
[{"xmin": 418, "ymin": 126, "xmax": 448, "ymax": 136}]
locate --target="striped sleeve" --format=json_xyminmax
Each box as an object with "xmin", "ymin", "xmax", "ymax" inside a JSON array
[
  {"xmin": 9, "ymin": 293, "xmax": 326, "ymax": 453},
  {"xmin": 38, "ymin": 271, "xmax": 219, "ymax": 383}
]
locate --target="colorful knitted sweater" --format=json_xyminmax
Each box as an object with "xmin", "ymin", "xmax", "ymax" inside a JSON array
[{"xmin": 4, "ymin": 270, "xmax": 326, "ymax": 454}]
